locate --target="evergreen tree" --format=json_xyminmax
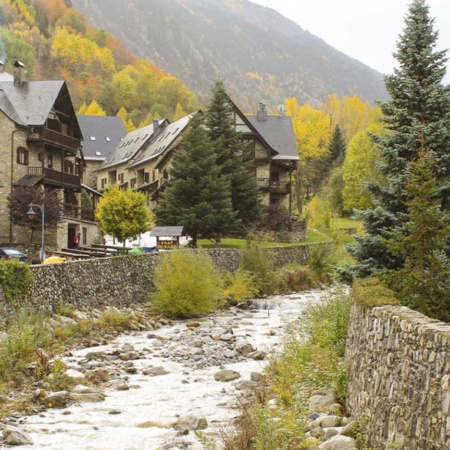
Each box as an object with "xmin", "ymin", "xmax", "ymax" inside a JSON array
[
  {"xmin": 154, "ymin": 116, "xmax": 237, "ymax": 247},
  {"xmin": 204, "ymin": 80, "xmax": 262, "ymax": 230},
  {"xmin": 327, "ymin": 125, "xmax": 346, "ymax": 168},
  {"xmin": 343, "ymin": 0, "xmax": 450, "ymax": 281},
  {"xmin": 383, "ymin": 150, "xmax": 450, "ymax": 321}
]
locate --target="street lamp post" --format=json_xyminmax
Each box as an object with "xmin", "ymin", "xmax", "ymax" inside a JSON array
[{"xmin": 27, "ymin": 203, "xmax": 45, "ymax": 263}]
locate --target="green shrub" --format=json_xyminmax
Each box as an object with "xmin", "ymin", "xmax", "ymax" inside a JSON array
[
  {"xmin": 150, "ymin": 250, "xmax": 224, "ymax": 318},
  {"xmin": 352, "ymin": 277, "xmax": 399, "ymax": 309},
  {"xmin": 222, "ymin": 269, "xmax": 258, "ymax": 303},
  {"xmin": 0, "ymin": 259, "xmax": 34, "ymax": 307},
  {"xmin": 0, "ymin": 309, "xmax": 53, "ymax": 384},
  {"xmin": 276, "ymin": 264, "xmax": 317, "ymax": 293},
  {"xmin": 307, "ymin": 244, "xmax": 335, "ymax": 284},
  {"xmin": 240, "ymin": 243, "xmax": 277, "ymax": 296}
]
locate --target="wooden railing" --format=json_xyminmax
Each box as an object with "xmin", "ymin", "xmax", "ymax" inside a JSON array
[
  {"xmin": 256, "ymin": 178, "xmax": 291, "ymax": 193},
  {"xmin": 28, "ymin": 128, "xmax": 81, "ymax": 153},
  {"xmin": 61, "ymin": 203, "xmax": 95, "ymax": 221},
  {"xmin": 28, "ymin": 167, "xmax": 81, "ymax": 188}
]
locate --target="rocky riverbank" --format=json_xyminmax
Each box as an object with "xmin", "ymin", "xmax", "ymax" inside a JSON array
[{"xmin": 0, "ymin": 291, "xmax": 357, "ymax": 449}]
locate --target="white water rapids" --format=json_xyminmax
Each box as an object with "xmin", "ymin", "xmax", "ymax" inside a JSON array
[{"xmin": 20, "ymin": 291, "xmax": 324, "ymax": 450}]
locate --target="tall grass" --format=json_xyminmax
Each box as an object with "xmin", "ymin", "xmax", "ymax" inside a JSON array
[{"xmin": 223, "ymin": 286, "xmax": 352, "ymax": 449}]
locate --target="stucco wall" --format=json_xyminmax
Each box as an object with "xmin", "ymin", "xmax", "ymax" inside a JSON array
[
  {"xmin": 0, "ymin": 245, "xmax": 314, "ymax": 313},
  {"xmin": 346, "ymin": 304, "xmax": 450, "ymax": 449}
]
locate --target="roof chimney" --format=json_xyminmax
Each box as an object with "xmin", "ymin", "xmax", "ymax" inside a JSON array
[
  {"xmin": 257, "ymin": 102, "xmax": 267, "ymax": 121},
  {"xmin": 13, "ymin": 60, "xmax": 25, "ymax": 86}
]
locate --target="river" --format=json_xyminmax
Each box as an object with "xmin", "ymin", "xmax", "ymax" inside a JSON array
[{"xmin": 20, "ymin": 291, "xmax": 324, "ymax": 450}]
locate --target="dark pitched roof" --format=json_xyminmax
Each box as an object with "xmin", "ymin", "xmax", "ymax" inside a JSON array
[
  {"xmin": 245, "ymin": 114, "xmax": 299, "ymax": 160},
  {"xmin": 98, "ymin": 119, "xmax": 169, "ymax": 171},
  {"xmin": 150, "ymin": 226, "xmax": 184, "ymax": 237},
  {"xmin": 77, "ymin": 115, "xmax": 126, "ymax": 161},
  {"xmin": 0, "ymin": 80, "xmax": 65, "ymax": 126},
  {"xmin": 129, "ymin": 113, "xmax": 196, "ymax": 169}
]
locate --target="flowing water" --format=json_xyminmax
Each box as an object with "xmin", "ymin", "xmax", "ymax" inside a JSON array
[{"xmin": 21, "ymin": 291, "xmax": 325, "ymax": 450}]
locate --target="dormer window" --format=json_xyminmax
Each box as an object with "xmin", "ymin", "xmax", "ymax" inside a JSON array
[{"xmin": 90, "ymin": 136, "xmax": 96, "ymax": 141}]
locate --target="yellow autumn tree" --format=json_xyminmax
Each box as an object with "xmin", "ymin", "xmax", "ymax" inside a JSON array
[{"xmin": 83, "ymin": 100, "xmax": 106, "ymax": 116}]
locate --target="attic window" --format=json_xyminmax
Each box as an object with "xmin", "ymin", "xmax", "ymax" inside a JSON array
[
  {"xmin": 90, "ymin": 136, "xmax": 96, "ymax": 141},
  {"xmin": 105, "ymin": 137, "xmax": 111, "ymax": 142},
  {"xmin": 96, "ymin": 151, "xmax": 102, "ymax": 156},
  {"xmin": 172, "ymin": 128, "xmax": 179, "ymax": 135}
]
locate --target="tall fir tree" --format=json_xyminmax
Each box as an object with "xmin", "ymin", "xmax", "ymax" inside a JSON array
[
  {"xmin": 154, "ymin": 115, "xmax": 237, "ymax": 247},
  {"xmin": 343, "ymin": 0, "xmax": 450, "ymax": 281},
  {"xmin": 384, "ymin": 150, "xmax": 450, "ymax": 321},
  {"xmin": 204, "ymin": 80, "xmax": 262, "ymax": 231},
  {"xmin": 327, "ymin": 125, "xmax": 346, "ymax": 168}
]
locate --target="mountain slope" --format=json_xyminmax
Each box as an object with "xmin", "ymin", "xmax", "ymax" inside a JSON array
[{"xmin": 71, "ymin": 0, "xmax": 388, "ymax": 110}]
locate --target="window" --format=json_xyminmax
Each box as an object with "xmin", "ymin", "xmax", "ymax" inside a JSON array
[
  {"xmin": 82, "ymin": 227, "xmax": 87, "ymax": 245},
  {"xmin": 144, "ymin": 172, "xmax": 150, "ymax": 183},
  {"xmin": 90, "ymin": 136, "xmax": 96, "ymax": 141},
  {"xmin": 48, "ymin": 154, "xmax": 53, "ymax": 168},
  {"xmin": 17, "ymin": 147, "xmax": 29, "ymax": 165},
  {"xmin": 130, "ymin": 178, "xmax": 136, "ymax": 189},
  {"xmin": 105, "ymin": 137, "xmax": 111, "ymax": 142},
  {"xmin": 118, "ymin": 173, "xmax": 124, "ymax": 183},
  {"xmin": 101, "ymin": 178, "xmax": 107, "ymax": 188},
  {"xmin": 65, "ymin": 160, "xmax": 74, "ymax": 174}
]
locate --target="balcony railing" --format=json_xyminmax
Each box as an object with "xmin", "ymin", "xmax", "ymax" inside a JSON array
[
  {"xmin": 28, "ymin": 166, "xmax": 81, "ymax": 189},
  {"xmin": 28, "ymin": 128, "xmax": 81, "ymax": 153},
  {"xmin": 247, "ymin": 149, "xmax": 270, "ymax": 160},
  {"xmin": 62, "ymin": 203, "xmax": 96, "ymax": 221},
  {"xmin": 256, "ymin": 178, "xmax": 291, "ymax": 193}
]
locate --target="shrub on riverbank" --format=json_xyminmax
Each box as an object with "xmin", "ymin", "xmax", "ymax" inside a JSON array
[
  {"xmin": 223, "ymin": 286, "xmax": 352, "ymax": 449},
  {"xmin": 150, "ymin": 250, "xmax": 224, "ymax": 318}
]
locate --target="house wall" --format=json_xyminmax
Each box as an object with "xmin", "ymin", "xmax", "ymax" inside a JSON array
[
  {"xmin": 0, "ymin": 118, "xmax": 28, "ymax": 243},
  {"xmin": 0, "ymin": 245, "xmax": 314, "ymax": 312},
  {"xmin": 346, "ymin": 304, "xmax": 450, "ymax": 449},
  {"xmin": 84, "ymin": 160, "xmax": 102, "ymax": 188}
]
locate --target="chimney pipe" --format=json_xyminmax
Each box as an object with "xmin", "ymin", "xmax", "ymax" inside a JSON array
[
  {"xmin": 257, "ymin": 102, "xmax": 267, "ymax": 121},
  {"xmin": 13, "ymin": 60, "xmax": 25, "ymax": 86}
]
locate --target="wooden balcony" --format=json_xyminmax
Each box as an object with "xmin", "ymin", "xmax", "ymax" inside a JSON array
[
  {"xmin": 257, "ymin": 178, "xmax": 291, "ymax": 194},
  {"xmin": 62, "ymin": 203, "xmax": 96, "ymax": 221},
  {"xmin": 28, "ymin": 166, "xmax": 81, "ymax": 189},
  {"xmin": 27, "ymin": 128, "xmax": 81, "ymax": 154}
]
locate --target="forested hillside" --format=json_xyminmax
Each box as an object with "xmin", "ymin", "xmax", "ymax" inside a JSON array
[
  {"xmin": 71, "ymin": 0, "xmax": 389, "ymax": 110},
  {"xmin": 0, "ymin": 0, "xmax": 199, "ymax": 127}
]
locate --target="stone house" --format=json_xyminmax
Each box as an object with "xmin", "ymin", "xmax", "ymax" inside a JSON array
[
  {"xmin": 0, "ymin": 62, "xmax": 102, "ymax": 251},
  {"xmin": 95, "ymin": 102, "xmax": 298, "ymax": 211},
  {"xmin": 96, "ymin": 113, "xmax": 196, "ymax": 207},
  {"xmin": 239, "ymin": 101, "xmax": 299, "ymax": 209}
]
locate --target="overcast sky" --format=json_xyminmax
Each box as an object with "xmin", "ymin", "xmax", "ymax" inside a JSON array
[{"xmin": 250, "ymin": 0, "xmax": 450, "ymax": 81}]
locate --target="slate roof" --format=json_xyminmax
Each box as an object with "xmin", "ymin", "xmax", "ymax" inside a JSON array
[
  {"xmin": 150, "ymin": 226, "xmax": 184, "ymax": 237},
  {"xmin": 245, "ymin": 114, "xmax": 299, "ymax": 161},
  {"xmin": 77, "ymin": 115, "xmax": 126, "ymax": 161},
  {"xmin": 98, "ymin": 119, "xmax": 168, "ymax": 170},
  {"xmin": 0, "ymin": 72, "xmax": 13, "ymax": 82},
  {"xmin": 128, "ymin": 113, "xmax": 196, "ymax": 169},
  {"xmin": 13, "ymin": 174, "xmax": 44, "ymax": 187},
  {"xmin": 0, "ymin": 80, "xmax": 66, "ymax": 126}
]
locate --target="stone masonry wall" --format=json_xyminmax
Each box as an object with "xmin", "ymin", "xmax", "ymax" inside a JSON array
[
  {"xmin": 0, "ymin": 245, "xmax": 314, "ymax": 313},
  {"xmin": 346, "ymin": 304, "xmax": 450, "ymax": 449}
]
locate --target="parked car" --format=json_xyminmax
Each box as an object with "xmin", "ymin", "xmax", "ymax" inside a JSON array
[{"xmin": 0, "ymin": 247, "xmax": 29, "ymax": 263}]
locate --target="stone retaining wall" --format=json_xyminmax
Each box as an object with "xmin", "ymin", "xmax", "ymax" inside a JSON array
[
  {"xmin": 346, "ymin": 304, "xmax": 450, "ymax": 449},
  {"xmin": 0, "ymin": 245, "xmax": 315, "ymax": 313}
]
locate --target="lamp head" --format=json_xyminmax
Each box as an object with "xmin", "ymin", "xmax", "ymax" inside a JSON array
[{"xmin": 27, "ymin": 205, "xmax": 36, "ymax": 220}]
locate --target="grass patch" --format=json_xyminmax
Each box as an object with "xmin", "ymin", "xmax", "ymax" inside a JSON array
[{"xmin": 197, "ymin": 229, "xmax": 330, "ymax": 249}]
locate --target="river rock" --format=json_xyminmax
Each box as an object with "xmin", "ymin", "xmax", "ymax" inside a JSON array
[
  {"xmin": 65, "ymin": 369, "xmax": 85, "ymax": 379},
  {"xmin": 340, "ymin": 420, "xmax": 359, "ymax": 438},
  {"xmin": 2, "ymin": 425, "xmax": 34, "ymax": 445},
  {"xmin": 309, "ymin": 389, "xmax": 337, "ymax": 414},
  {"xmin": 42, "ymin": 391, "xmax": 69, "ymax": 408},
  {"xmin": 235, "ymin": 342, "xmax": 254, "ymax": 356},
  {"xmin": 321, "ymin": 415, "xmax": 343, "ymax": 428},
  {"xmin": 247, "ymin": 350, "xmax": 266, "ymax": 360},
  {"xmin": 318, "ymin": 435, "xmax": 357, "ymax": 449},
  {"xmin": 69, "ymin": 385, "xmax": 105, "ymax": 403},
  {"xmin": 143, "ymin": 366, "xmax": 170, "ymax": 376},
  {"xmin": 214, "ymin": 369, "xmax": 241, "ymax": 382},
  {"xmin": 175, "ymin": 414, "xmax": 208, "ymax": 432}
]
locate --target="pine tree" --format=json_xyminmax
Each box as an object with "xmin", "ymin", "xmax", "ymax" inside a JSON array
[
  {"xmin": 327, "ymin": 125, "xmax": 346, "ymax": 168},
  {"xmin": 384, "ymin": 150, "xmax": 450, "ymax": 321},
  {"xmin": 204, "ymin": 80, "xmax": 262, "ymax": 230},
  {"xmin": 343, "ymin": 0, "xmax": 450, "ymax": 281},
  {"xmin": 154, "ymin": 116, "xmax": 237, "ymax": 247}
]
